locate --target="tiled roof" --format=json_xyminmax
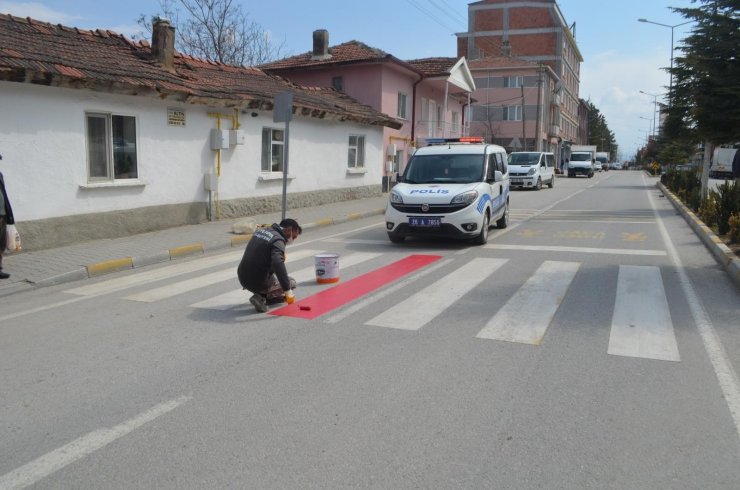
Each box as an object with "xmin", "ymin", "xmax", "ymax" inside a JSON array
[
  {"xmin": 259, "ymin": 40, "xmax": 416, "ymax": 73},
  {"xmin": 405, "ymin": 57, "xmax": 458, "ymax": 77},
  {"xmin": 467, "ymin": 56, "xmax": 538, "ymax": 70},
  {"xmin": 0, "ymin": 14, "xmax": 401, "ymax": 129}
]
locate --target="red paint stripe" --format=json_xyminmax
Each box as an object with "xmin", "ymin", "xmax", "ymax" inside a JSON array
[{"xmin": 270, "ymin": 254, "xmax": 443, "ymax": 319}]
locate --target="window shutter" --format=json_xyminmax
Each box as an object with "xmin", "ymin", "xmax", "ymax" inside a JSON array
[{"xmin": 261, "ymin": 128, "xmax": 270, "ymax": 171}]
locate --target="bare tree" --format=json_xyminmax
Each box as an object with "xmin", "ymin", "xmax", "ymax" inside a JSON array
[{"xmin": 136, "ymin": 0, "xmax": 286, "ymax": 66}]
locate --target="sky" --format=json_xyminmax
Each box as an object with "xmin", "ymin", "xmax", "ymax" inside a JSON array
[{"xmin": 0, "ymin": 0, "xmax": 698, "ymax": 160}]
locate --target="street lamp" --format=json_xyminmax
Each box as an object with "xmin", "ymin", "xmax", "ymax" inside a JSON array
[
  {"xmin": 640, "ymin": 90, "xmax": 661, "ymax": 137},
  {"xmin": 637, "ymin": 18, "xmax": 693, "ymax": 103},
  {"xmin": 640, "ymin": 116, "xmax": 653, "ymax": 138}
]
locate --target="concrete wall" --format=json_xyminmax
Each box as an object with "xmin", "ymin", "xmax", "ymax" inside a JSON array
[{"xmin": 0, "ymin": 82, "xmax": 384, "ymax": 250}]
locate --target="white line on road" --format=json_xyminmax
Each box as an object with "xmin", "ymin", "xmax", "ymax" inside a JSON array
[
  {"xmin": 476, "ymin": 260, "xmax": 580, "ymax": 344},
  {"xmin": 645, "ymin": 174, "xmax": 740, "ymax": 437},
  {"xmin": 0, "ymin": 396, "xmax": 191, "ymax": 490},
  {"xmin": 189, "ymin": 252, "xmax": 382, "ymax": 310},
  {"xmin": 366, "ymin": 258, "xmax": 507, "ymax": 330},
  {"xmin": 124, "ymin": 248, "xmax": 320, "ymax": 303},
  {"xmin": 323, "ymin": 258, "xmax": 454, "ymax": 323},
  {"xmin": 65, "ymin": 250, "xmax": 244, "ymax": 296},
  {"xmin": 608, "ymin": 265, "xmax": 680, "ymax": 361},
  {"xmin": 484, "ymin": 244, "xmax": 666, "ymax": 256}
]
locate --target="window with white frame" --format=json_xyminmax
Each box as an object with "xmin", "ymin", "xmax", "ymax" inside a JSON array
[
  {"xmin": 397, "ymin": 92, "xmax": 408, "ymax": 119},
  {"xmin": 85, "ymin": 113, "xmax": 138, "ymax": 181},
  {"xmin": 261, "ymin": 127, "xmax": 284, "ymax": 172},
  {"xmin": 348, "ymin": 135, "xmax": 365, "ymax": 168},
  {"xmin": 451, "ymin": 111, "xmax": 459, "ymax": 132},
  {"xmin": 503, "ymin": 105, "xmax": 522, "ymax": 121},
  {"xmin": 504, "ymin": 76, "xmax": 524, "ymax": 88}
]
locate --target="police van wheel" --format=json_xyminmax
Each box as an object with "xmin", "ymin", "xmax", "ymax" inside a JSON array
[
  {"xmin": 388, "ymin": 233, "xmax": 405, "ymax": 243},
  {"xmin": 496, "ymin": 201, "xmax": 509, "ymax": 229},
  {"xmin": 473, "ymin": 213, "xmax": 490, "ymax": 245}
]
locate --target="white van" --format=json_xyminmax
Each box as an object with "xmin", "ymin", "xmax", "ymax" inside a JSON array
[
  {"xmin": 385, "ymin": 137, "xmax": 510, "ymax": 245},
  {"xmin": 507, "ymin": 151, "xmax": 555, "ymax": 190}
]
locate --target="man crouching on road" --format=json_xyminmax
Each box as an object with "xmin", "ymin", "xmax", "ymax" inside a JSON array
[{"xmin": 237, "ymin": 218, "xmax": 302, "ymax": 312}]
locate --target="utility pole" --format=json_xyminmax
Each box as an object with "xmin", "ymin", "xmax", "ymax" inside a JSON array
[
  {"xmin": 521, "ymin": 85, "xmax": 526, "ymax": 151},
  {"xmin": 535, "ymin": 64, "xmax": 543, "ymax": 151}
]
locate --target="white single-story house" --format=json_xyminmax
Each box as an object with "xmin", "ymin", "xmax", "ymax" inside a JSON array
[{"xmin": 0, "ymin": 15, "xmax": 402, "ymax": 250}]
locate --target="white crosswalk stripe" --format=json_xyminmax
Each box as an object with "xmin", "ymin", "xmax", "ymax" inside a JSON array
[
  {"xmin": 476, "ymin": 260, "xmax": 580, "ymax": 344},
  {"xmin": 608, "ymin": 265, "xmax": 680, "ymax": 361},
  {"xmin": 122, "ymin": 248, "xmax": 320, "ymax": 303},
  {"xmin": 189, "ymin": 252, "xmax": 382, "ymax": 311},
  {"xmin": 73, "ymin": 247, "xmax": 681, "ymax": 363},
  {"xmin": 365, "ymin": 258, "xmax": 508, "ymax": 331}
]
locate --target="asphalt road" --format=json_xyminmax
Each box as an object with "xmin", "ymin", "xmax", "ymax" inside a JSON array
[{"xmin": 1, "ymin": 171, "xmax": 739, "ymax": 489}]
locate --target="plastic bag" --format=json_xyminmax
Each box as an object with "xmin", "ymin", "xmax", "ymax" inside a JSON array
[{"xmin": 5, "ymin": 224, "xmax": 21, "ymax": 253}]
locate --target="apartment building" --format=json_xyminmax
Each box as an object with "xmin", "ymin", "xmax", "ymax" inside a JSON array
[{"xmin": 457, "ymin": 0, "xmax": 584, "ymax": 156}]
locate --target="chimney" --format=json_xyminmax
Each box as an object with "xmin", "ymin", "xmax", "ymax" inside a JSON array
[
  {"xmin": 311, "ymin": 29, "xmax": 331, "ymax": 61},
  {"xmin": 152, "ymin": 18, "xmax": 176, "ymax": 72}
]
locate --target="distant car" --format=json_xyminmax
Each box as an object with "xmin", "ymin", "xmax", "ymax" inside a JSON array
[
  {"xmin": 507, "ymin": 151, "xmax": 556, "ymax": 190},
  {"xmin": 613, "ymin": 162, "xmax": 623, "ymax": 170}
]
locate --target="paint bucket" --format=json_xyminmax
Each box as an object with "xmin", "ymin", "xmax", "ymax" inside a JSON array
[{"xmin": 314, "ymin": 253, "xmax": 340, "ymax": 284}]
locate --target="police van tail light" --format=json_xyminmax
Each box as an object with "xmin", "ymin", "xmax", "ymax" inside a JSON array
[
  {"xmin": 390, "ymin": 191, "xmax": 404, "ymax": 204},
  {"xmin": 451, "ymin": 190, "xmax": 478, "ymax": 205}
]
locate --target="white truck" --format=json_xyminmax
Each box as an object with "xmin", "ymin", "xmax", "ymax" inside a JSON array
[
  {"xmin": 595, "ymin": 151, "xmax": 610, "ymax": 171},
  {"xmin": 710, "ymin": 146, "xmax": 738, "ymax": 179},
  {"xmin": 568, "ymin": 145, "xmax": 596, "ymax": 178}
]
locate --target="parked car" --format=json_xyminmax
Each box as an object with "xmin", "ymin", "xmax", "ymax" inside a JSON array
[
  {"xmin": 386, "ymin": 137, "xmax": 510, "ymax": 245},
  {"xmin": 507, "ymin": 151, "xmax": 555, "ymax": 190}
]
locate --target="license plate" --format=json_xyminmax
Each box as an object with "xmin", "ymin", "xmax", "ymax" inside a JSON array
[{"xmin": 409, "ymin": 217, "xmax": 441, "ymax": 227}]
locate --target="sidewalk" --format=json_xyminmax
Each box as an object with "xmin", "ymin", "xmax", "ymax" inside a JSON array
[{"xmin": 0, "ymin": 196, "xmax": 388, "ymax": 298}]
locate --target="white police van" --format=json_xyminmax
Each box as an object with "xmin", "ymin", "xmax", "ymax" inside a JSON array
[{"xmin": 385, "ymin": 137, "xmax": 510, "ymax": 245}]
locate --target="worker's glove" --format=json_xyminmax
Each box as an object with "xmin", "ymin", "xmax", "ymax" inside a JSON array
[{"xmin": 284, "ymin": 290, "xmax": 295, "ymax": 304}]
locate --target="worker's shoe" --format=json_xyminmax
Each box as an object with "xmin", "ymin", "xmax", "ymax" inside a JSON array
[
  {"xmin": 249, "ymin": 294, "xmax": 268, "ymax": 313},
  {"xmin": 0, "ymin": 271, "xmax": 9, "ymax": 279}
]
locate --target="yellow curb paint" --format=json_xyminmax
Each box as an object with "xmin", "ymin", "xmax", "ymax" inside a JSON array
[
  {"xmin": 169, "ymin": 244, "xmax": 204, "ymax": 258},
  {"xmin": 87, "ymin": 257, "xmax": 133, "ymax": 277},
  {"xmin": 347, "ymin": 213, "xmax": 363, "ymax": 220},
  {"xmin": 315, "ymin": 218, "xmax": 333, "ymax": 227},
  {"xmin": 231, "ymin": 234, "xmax": 252, "ymax": 247}
]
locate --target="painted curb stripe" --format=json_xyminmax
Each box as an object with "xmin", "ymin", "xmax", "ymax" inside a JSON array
[
  {"xmin": 86, "ymin": 258, "xmax": 133, "ymax": 277},
  {"xmin": 269, "ymin": 254, "xmax": 443, "ymax": 320},
  {"xmin": 230, "ymin": 234, "xmax": 251, "ymax": 247},
  {"xmin": 315, "ymin": 218, "xmax": 334, "ymax": 227},
  {"xmin": 169, "ymin": 243, "xmax": 204, "ymax": 258}
]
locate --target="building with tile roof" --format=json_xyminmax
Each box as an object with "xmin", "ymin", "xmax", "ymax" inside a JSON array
[
  {"xmin": 0, "ymin": 15, "xmax": 401, "ymax": 250},
  {"xmin": 261, "ymin": 30, "xmax": 476, "ymax": 189}
]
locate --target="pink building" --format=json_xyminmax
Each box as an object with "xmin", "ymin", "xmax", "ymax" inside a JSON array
[
  {"xmin": 467, "ymin": 56, "xmax": 560, "ymax": 153},
  {"xmin": 261, "ymin": 30, "xmax": 476, "ymax": 190}
]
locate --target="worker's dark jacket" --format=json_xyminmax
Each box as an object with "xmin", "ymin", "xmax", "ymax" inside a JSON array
[{"xmin": 237, "ymin": 224, "xmax": 290, "ymax": 293}]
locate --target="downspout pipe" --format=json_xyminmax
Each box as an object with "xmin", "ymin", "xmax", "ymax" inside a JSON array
[{"xmin": 410, "ymin": 73, "xmax": 424, "ymax": 144}]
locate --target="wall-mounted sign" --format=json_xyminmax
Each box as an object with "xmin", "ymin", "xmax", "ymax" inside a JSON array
[{"xmin": 167, "ymin": 108, "xmax": 186, "ymax": 126}]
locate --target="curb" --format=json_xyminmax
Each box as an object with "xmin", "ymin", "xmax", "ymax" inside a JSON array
[
  {"xmin": 658, "ymin": 182, "xmax": 740, "ymax": 289},
  {"xmin": 2, "ymin": 208, "xmax": 386, "ymax": 296}
]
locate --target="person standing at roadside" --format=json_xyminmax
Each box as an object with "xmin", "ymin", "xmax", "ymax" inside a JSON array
[
  {"xmin": 0, "ymin": 154, "xmax": 15, "ymax": 279},
  {"xmin": 237, "ymin": 218, "xmax": 302, "ymax": 312}
]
